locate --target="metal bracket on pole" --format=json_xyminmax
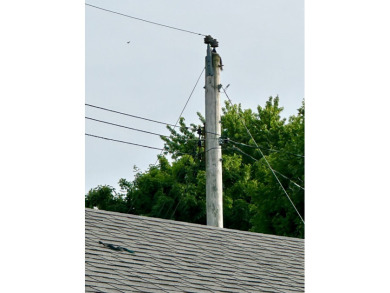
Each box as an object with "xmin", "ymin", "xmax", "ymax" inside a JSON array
[
  {"xmin": 204, "ymin": 35, "xmax": 219, "ymax": 77},
  {"xmin": 204, "ymin": 35, "xmax": 219, "ymax": 48},
  {"xmin": 205, "ymin": 44, "xmax": 214, "ymax": 76}
]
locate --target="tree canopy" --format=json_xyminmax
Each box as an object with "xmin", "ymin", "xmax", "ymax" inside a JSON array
[{"xmin": 85, "ymin": 97, "xmax": 305, "ymax": 238}]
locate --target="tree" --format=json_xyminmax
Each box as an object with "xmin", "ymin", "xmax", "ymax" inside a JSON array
[
  {"xmin": 118, "ymin": 155, "xmax": 207, "ymax": 224},
  {"xmin": 85, "ymin": 185, "xmax": 127, "ymax": 213},
  {"xmin": 86, "ymin": 97, "xmax": 305, "ymax": 238},
  {"xmin": 247, "ymin": 101, "xmax": 304, "ymax": 237}
]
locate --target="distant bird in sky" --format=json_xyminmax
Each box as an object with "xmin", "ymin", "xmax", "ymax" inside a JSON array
[
  {"xmin": 127, "ymin": 41, "xmax": 131, "ymax": 44},
  {"xmin": 225, "ymin": 84, "xmax": 230, "ymax": 90}
]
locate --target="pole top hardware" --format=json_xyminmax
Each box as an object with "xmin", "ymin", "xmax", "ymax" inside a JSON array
[{"xmin": 204, "ymin": 35, "xmax": 219, "ymax": 48}]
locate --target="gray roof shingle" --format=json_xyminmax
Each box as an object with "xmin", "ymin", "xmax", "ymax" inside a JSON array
[{"xmin": 85, "ymin": 208, "xmax": 304, "ymax": 292}]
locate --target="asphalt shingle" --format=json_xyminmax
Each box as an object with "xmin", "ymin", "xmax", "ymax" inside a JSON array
[{"xmin": 85, "ymin": 208, "xmax": 304, "ymax": 292}]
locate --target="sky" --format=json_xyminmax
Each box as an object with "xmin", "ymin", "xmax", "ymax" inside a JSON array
[
  {"xmin": 2, "ymin": 1, "xmax": 390, "ymax": 292},
  {"xmin": 85, "ymin": 0, "xmax": 304, "ymax": 193}
]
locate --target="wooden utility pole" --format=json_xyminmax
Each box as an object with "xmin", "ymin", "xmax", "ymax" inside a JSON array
[{"xmin": 204, "ymin": 36, "xmax": 223, "ymax": 228}]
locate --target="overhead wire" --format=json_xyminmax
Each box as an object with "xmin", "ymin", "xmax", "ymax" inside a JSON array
[
  {"xmin": 86, "ymin": 116, "xmax": 168, "ymax": 137},
  {"xmin": 86, "ymin": 116, "xmax": 207, "ymax": 165},
  {"xmin": 173, "ymin": 67, "xmax": 205, "ymax": 128},
  {"xmin": 271, "ymin": 169, "xmax": 305, "ymax": 191},
  {"xmin": 85, "ymin": 3, "xmax": 207, "ymax": 37},
  {"xmin": 86, "ymin": 96, "xmax": 304, "ymax": 206},
  {"xmin": 154, "ymin": 67, "xmax": 205, "ymax": 164},
  {"xmin": 225, "ymin": 138, "xmax": 304, "ymax": 158},
  {"xmin": 84, "ymin": 9, "xmax": 305, "ymax": 277},
  {"xmin": 86, "ymin": 116, "xmax": 206, "ymax": 141},
  {"xmin": 228, "ymin": 144, "xmax": 305, "ymax": 191},
  {"xmin": 85, "ymin": 5, "xmax": 212, "ymax": 162},
  {"xmin": 86, "ymin": 103, "xmax": 221, "ymax": 137},
  {"xmin": 85, "ymin": 103, "xmax": 178, "ymax": 128},
  {"xmin": 86, "ymin": 99, "xmax": 304, "ymax": 192},
  {"xmin": 85, "ymin": 133, "xmax": 196, "ymax": 157},
  {"xmin": 85, "ymin": 102, "xmax": 219, "ymax": 164},
  {"xmin": 222, "ymin": 88, "xmax": 305, "ymax": 225},
  {"xmin": 85, "ymin": 133, "xmax": 163, "ymax": 151},
  {"xmin": 228, "ymin": 144, "xmax": 257, "ymax": 162},
  {"xmin": 85, "ymin": 4, "xmax": 304, "ymax": 222}
]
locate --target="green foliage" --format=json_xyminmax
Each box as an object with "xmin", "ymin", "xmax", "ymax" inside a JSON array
[
  {"xmin": 86, "ymin": 97, "xmax": 305, "ymax": 238},
  {"xmin": 85, "ymin": 185, "xmax": 127, "ymax": 213},
  {"xmin": 116, "ymin": 155, "xmax": 207, "ymax": 224}
]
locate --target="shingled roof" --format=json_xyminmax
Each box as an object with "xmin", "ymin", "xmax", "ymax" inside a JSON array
[{"xmin": 85, "ymin": 208, "xmax": 304, "ymax": 292}]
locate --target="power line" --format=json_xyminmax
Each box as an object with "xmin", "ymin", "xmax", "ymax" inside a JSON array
[
  {"xmin": 86, "ymin": 117, "xmax": 168, "ymax": 137},
  {"xmin": 85, "ymin": 3, "xmax": 207, "ymax": 37},
  {"xmin": 85, "ymin": 133, "xmax": 163, "ymax": 151},
  {"xmin": 228, "ymin": 145, "xmax": 304, "ymax": 191},
  {"xmin": 86, "ymin": 116, "xmax": 207, "ymax": 141},
  {"xmin": 222, "ymin": 88, "xmax": 305, "ymax": 225},
  {"xmin": 85, "ymin": 103, "xmax": 221, "ymax": 137},
  {"xmin": 85, "ymin": 103, "xmax": 178, "ymax": 128},
  {"xmin": 154, "ymin": 67, "xmax": 205, "ymax": 164},
  {"xmin": 174, "ymin": 67, "xmax": 205, "ymax": 127},
  {"xmin": 271, "ymin": 169, "xmax": 305, "ymax": 191},
  {"xmin": 225, "ymin": 138, "xmax": 304, "ymax": 158},
  {"xmin": 85, "ymin": 133, "xmax": 197, "ymax": 157},
  {"xmin": 229, "ymin": 145, "xmax": 257, "ymax": 162},
  {"xmin": 85, "ymin": 112, "xmax": 304, "ymax": 157}
]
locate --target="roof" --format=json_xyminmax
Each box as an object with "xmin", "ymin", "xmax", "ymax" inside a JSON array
[{"xmin": 85, "ymin": 208, "xmax": 304, "ymax": 293}]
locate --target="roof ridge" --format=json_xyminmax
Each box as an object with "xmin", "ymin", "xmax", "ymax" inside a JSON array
[{"xmin": 85, "ymin": 208, "xmax": 304, "ymax": 242}]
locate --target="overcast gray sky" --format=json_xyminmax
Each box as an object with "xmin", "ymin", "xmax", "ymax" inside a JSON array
[
  {"xmin": 3, "ymin": 1, "xmax": 390, "ymax": 290},
  {"xmin": 85, "ymin": 0, "xmax": 304, "ymax": 193}
]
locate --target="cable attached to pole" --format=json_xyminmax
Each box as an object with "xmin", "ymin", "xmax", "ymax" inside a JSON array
[
  {"xmin": 222, "ymin": 88, "xmax": 305, "ymax": 225},
  {"xmin": 85, "ymin": 133, "xmax": 164, "ymax": 151},
  {"xmin": 85, "ymin": 103, "xmax": 178, "ymax": 128},
  {"xmin": 86, "ymin": 3, "xmax": 207, "ymax": 37}
]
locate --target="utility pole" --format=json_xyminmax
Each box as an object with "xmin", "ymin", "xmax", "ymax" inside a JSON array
[{"xmin": 204, "ymin": 36, "xmax": 223, "ymax": 228}]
